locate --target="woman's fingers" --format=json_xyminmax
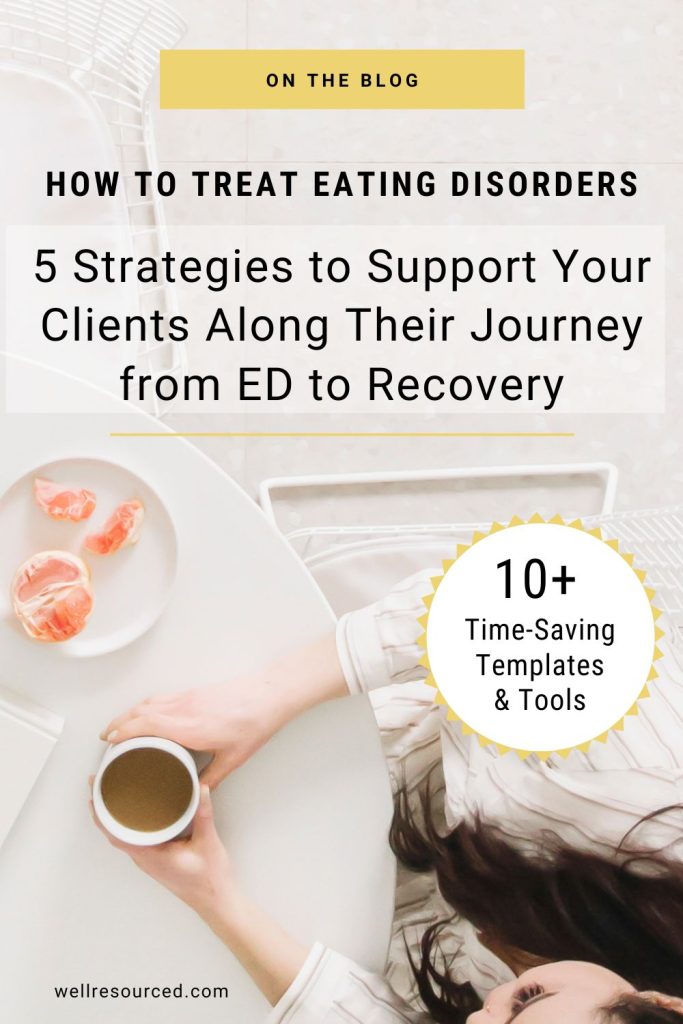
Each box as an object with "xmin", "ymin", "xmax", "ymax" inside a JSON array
[
  {"xmin": 192, "ymin": 785, "xmax": 216, "ymax": 841},
  {"xmin": 199, "ymin": 755, "xmax": 222, "ymax": 790},
  {"xmin": 99, "ymin": 707, "xmax": 141, "ymax": 740},
  {"xmin": 102, "ymin": 712, "xmax": 184, "ymax": 745},
  {"xmin": 199, "ymin": 752, "xmax": 232, "ymax": 790},
  {"xmin": 100, "ymin": 695, "xmax": 183, "ymax": 740}
]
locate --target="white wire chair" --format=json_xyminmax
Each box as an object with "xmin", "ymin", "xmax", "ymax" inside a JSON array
[
  {"xmin": 259, "ymin": 464, "xmax": 683, "ymax": 628},
  {"xmin": 258, "ymin": 463, "xmax": 616, "ymax": 613},
  {"xmin": 259, "ymin": 462, "xmax": 619, "ymax": 561},
  {"xmin": 0, "ymin": 0, "xmax": 186, "ymax": 416}
]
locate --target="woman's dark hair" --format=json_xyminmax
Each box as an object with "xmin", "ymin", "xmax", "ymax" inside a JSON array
[
  {"xmin": 389, "ymin": 784, "xmax": 683, "ymax": 1023},
  {"xmin": 605, "ymin": 997, "xmax": 683, "ymax": 1023}
]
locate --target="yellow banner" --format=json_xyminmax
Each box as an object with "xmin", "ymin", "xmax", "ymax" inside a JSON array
[{"xmin": 160, "ymin": 49, "xmax": 524, "ymax": 110}]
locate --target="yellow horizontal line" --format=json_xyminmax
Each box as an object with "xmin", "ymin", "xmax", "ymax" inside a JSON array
[{"xmin": 111, "ymin": 431, "xmax": 575, "ymax": 439}]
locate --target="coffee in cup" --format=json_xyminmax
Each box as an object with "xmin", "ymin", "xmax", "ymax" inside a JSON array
[{"xmin": 93, "ymin": 737, "xmax": 200, "ymax": 846}]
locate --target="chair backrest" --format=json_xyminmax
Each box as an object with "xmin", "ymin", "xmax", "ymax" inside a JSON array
[{"xmin": 258, "ymin": 463, "xmax": 620, "ymax": 613}]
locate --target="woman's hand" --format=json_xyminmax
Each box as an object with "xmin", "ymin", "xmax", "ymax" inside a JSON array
[
  {"xmin": 91, "ymin": 783, "xmax": 236, "ymax": 920},
  {"xmin": 101, "ymin": 679, "xmax": 286, "ymax": 789},
  {"xmin": 100, "ymin": 634, "xmax": 348, "ymax": 788}
]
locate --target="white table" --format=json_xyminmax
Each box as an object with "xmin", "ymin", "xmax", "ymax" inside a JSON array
[{"xmin": 0, "ymin": 355, "xmax": 395, "ymax": 1022}]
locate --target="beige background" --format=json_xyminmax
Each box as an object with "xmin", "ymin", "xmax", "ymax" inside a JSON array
[{"xmin": 155, "ymin": 1, "xmax": 682, "ymax": 519}]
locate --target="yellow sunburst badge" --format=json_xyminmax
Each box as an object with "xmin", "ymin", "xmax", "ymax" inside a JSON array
[{"xmin": 419, "ymin": 515, "xmax": 661, "ymax": 760}]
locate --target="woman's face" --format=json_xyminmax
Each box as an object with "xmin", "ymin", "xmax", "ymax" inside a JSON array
[{"xmin": 467, "ymin": 962, "xmax": 633, "ymax": 1023}]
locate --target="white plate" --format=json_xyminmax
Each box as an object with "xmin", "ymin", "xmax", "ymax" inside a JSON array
[{"xmin": 0, "ymin": 457, "xmax": 178, "ymax": 657}]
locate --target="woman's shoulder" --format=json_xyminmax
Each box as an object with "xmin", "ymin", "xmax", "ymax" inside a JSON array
[{"xmin": 440, "ymin": 717, "xmax": 683, "ymax": 857}]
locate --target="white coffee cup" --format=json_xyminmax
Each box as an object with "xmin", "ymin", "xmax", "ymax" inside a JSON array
[{"xmin": 93, "ymin": 736, "xmax": 200, "ymax": 847}]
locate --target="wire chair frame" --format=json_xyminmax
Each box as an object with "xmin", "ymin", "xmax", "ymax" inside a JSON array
[
  {"xmin": 0, "ymin": 0, "xmax": 187, "ymax": 417},
  {"xmin": 288, "ymin": 505, "xmax": 683, "ymax": 628}
]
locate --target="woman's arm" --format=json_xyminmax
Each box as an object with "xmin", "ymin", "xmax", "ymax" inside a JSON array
[
  {"xmin": 91, "ymin": 784, "xmax": 309, "ymax": 1004},
  {"xmin": 91, "ymin": 785, "xmax": 422, "ymax": 1021},
  {"xmin": 101, "ymin": 633, "xmax": 348, "ymax": 787},
  {"xmin": 101, "ymin": 567, "xmax": 436, "ymax": 788},
  {"xmin": 204, "ymin": 888, "xmax": 309, "ymax": 1005}
]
